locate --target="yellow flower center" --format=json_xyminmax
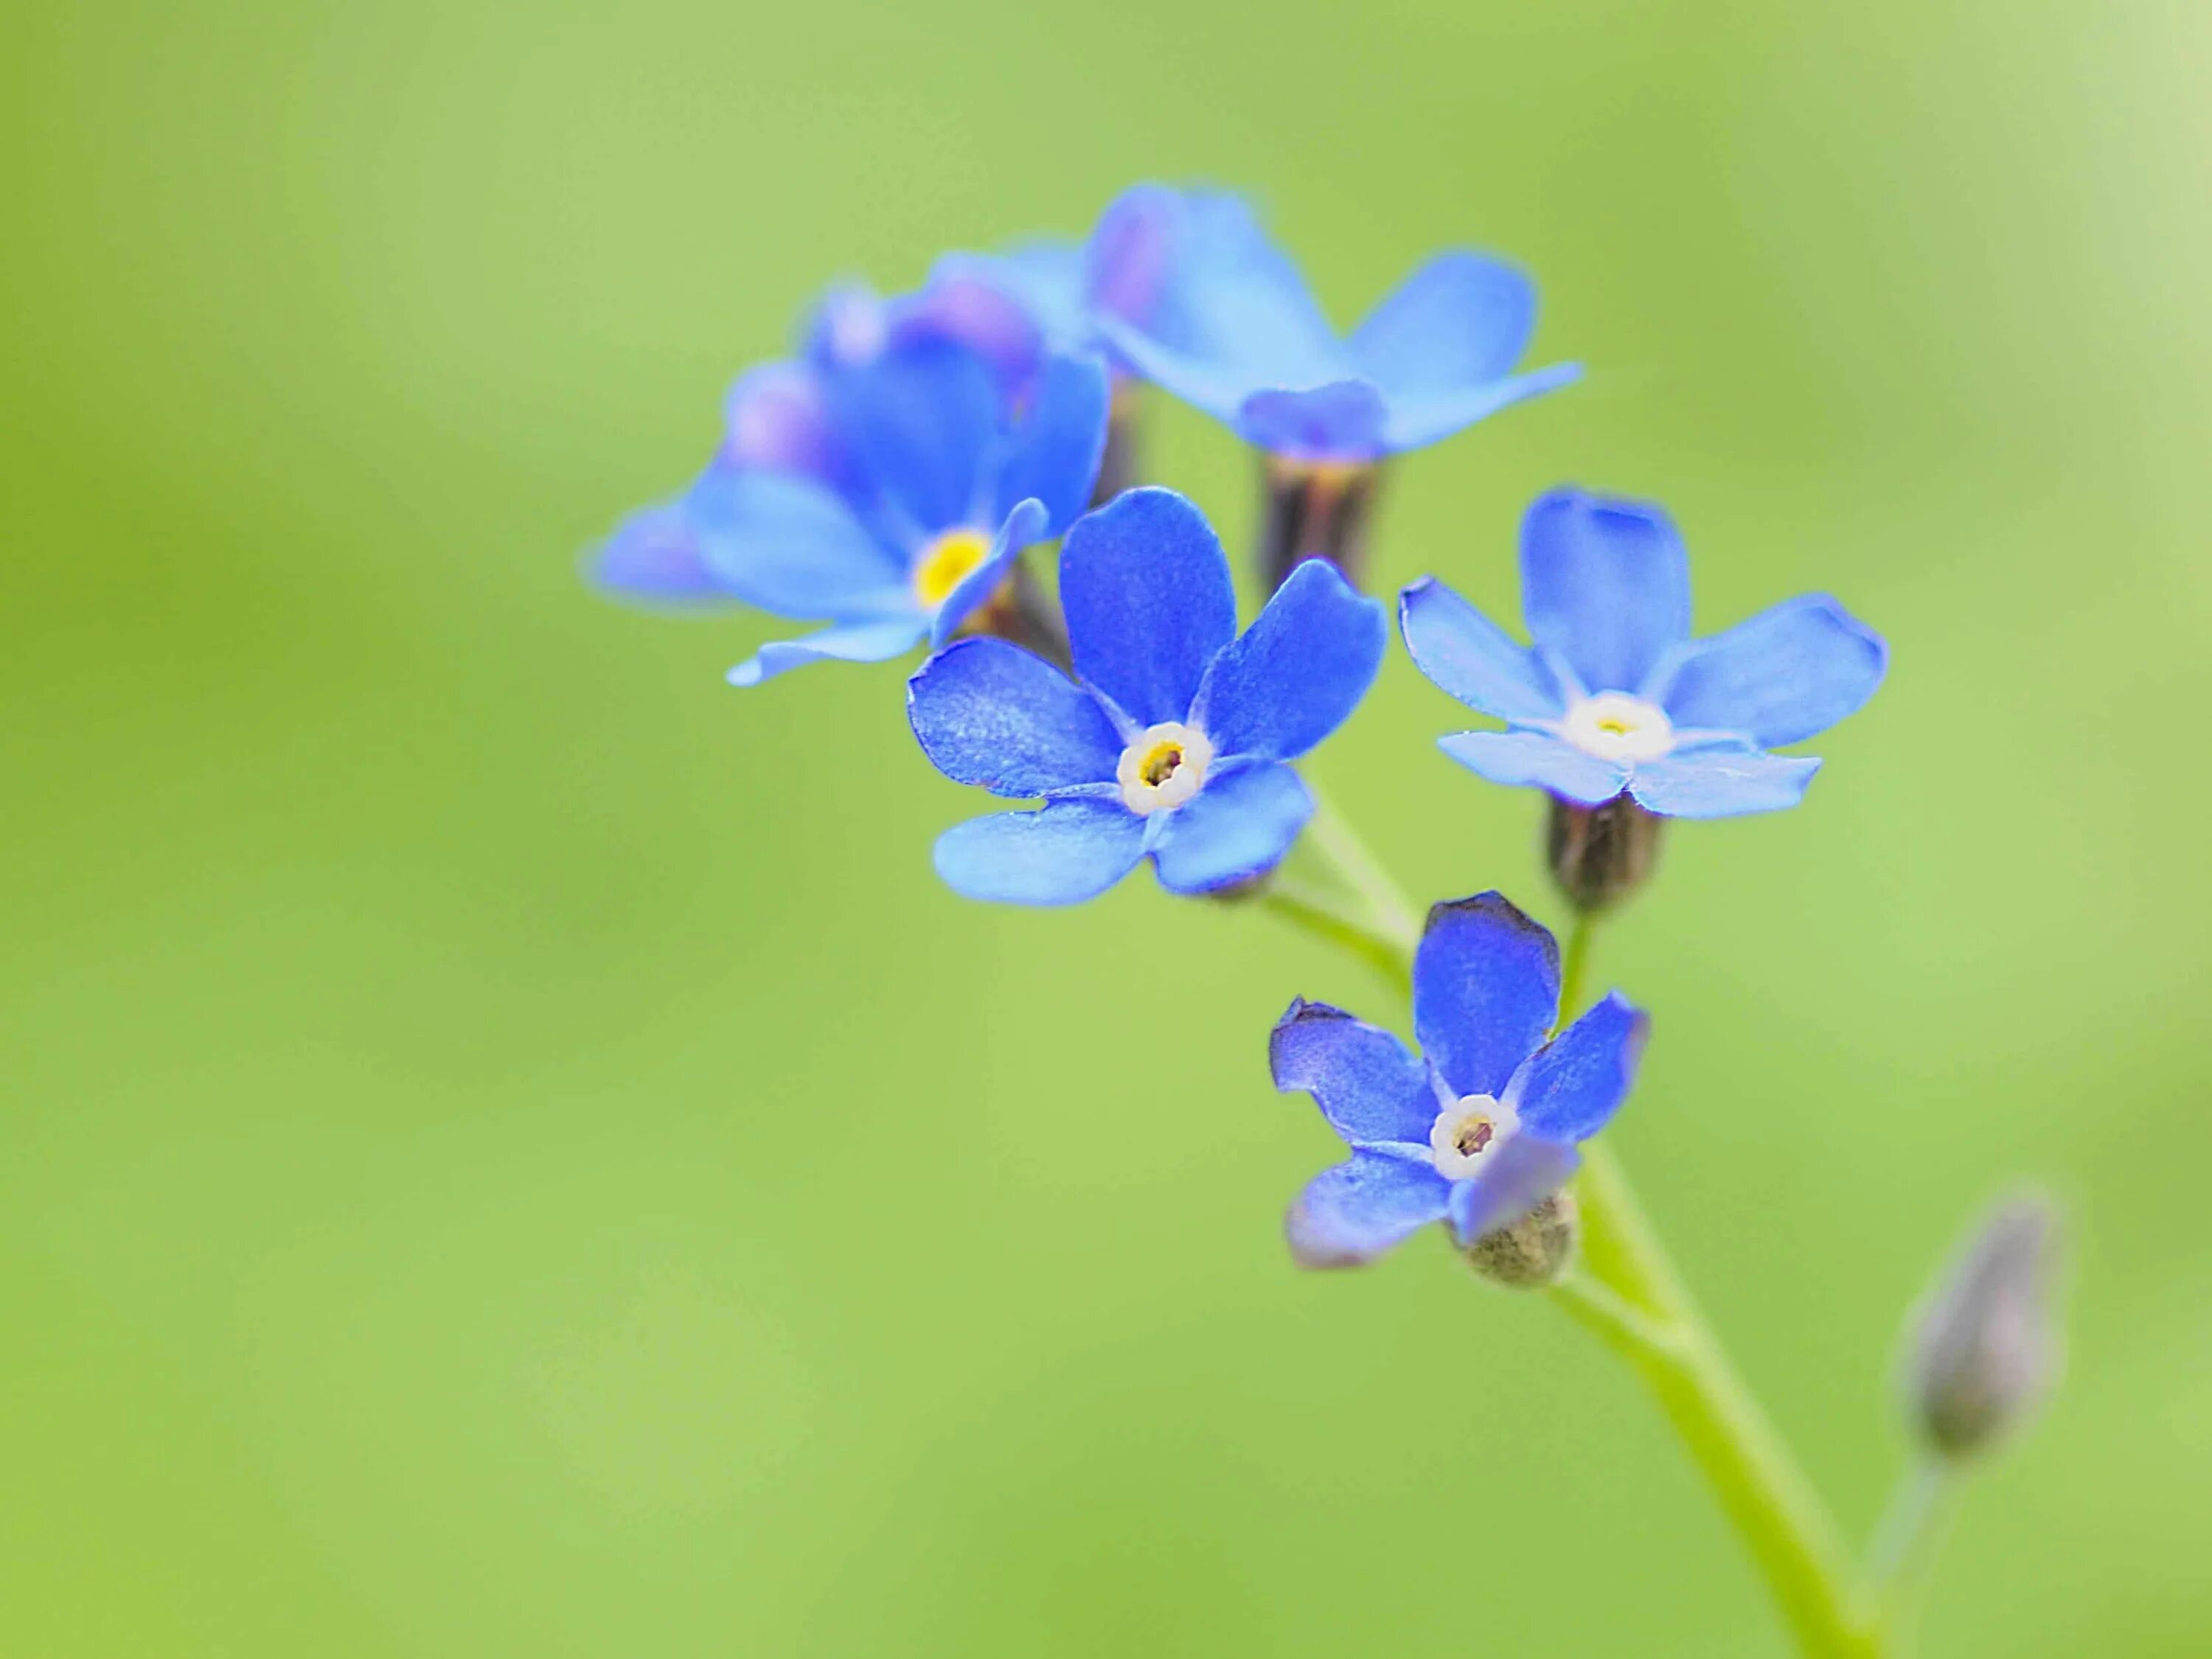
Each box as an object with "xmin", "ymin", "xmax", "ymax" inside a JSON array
[
  {"xmin": 911, "ymin": 529, "xmax": 995, "ymax": 609},
  {"xmin": 1430, "ymin": 1094, "xmax": 1520, "ymax": 1180},
  {"xmin": 1116, "ymin": 721, "xmax": 1214, "ymax": 814}
]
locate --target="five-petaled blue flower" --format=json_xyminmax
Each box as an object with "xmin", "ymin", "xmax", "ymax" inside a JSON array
[
  {"xmin": 1273, "ymin": 892, "xmax": 1647, "ymax": 1267},
  {"xmin": 907, "ymin": 487, "xmax": 1387, "ymax": 904},
  {"xmin": 1093, "ymin": 187, "xmax": 1578, "ymax": 464},
  {"xmin": 1400, "ymin": 487, "xmax": 1889, "ymax": 817}
]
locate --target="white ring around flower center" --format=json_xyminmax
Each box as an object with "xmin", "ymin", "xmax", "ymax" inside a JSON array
[
  {"xmin": 1116, "ymin": 721, "xmax": 1214, "ymax": 814},
  {"xmin": 1561, "ymin": 692, "xmax": 1675, "ymax": 764},
  {"xmin": 1430, "ymin": 1094, "xmax": 1520, "ymax": 1180}
]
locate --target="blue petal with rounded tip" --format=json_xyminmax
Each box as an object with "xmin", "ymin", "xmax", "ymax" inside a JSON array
[
  {"xmin": 727, "ymin": 616, "xmax": 926, "ymax": 687},
  {"xmin": 931, "ymin": 797, "xmax": 1147, "ymax": 906},
  {"xmin": 1399, "ymin": 577, "xmax": 1564, "ymax": 723},
  {"xmin": 1627, "ymin": 748, "xmax": 1821, "ymax": 818},
  {"xmin": 1060, "ymin": 487, "xmax": 1237, "ymax": 728},
  {"xmin": 1286, "ymin": 1150, "xmax": 1452, "ymax": 1269},
  {"xmin": 688, "ymin": 467, "xmax": 908, "ymax": 619},
  {"xmin": 1521, "ymin": 488, "xmax": 1693, "ymax": 695},
  {"xmin": 1447, "ymin": 1138, "xmax": 1583, "ymax": 1244},
  {"xmin": 720, "ymin": 361, "xmax": 849, "ymax": 487},
  {"xmin": 835, "ymin": 337, "xmax": 1004, "ymax": 535},
  {"xmin": 1193, "ymin": 560, "xmax": 1386, "ymax": 761},
  {"xmin": 906, "ymin": 634, "xmax": 1124, "ymax": 797},
  {"xmin": 1093, "ymin": 315, "xmax": 1262, "ymax": 425},
  {"xmin": 1380, "ymin": 362, "xmax": 1582, "ymax": 453},
  {"xmin": 1511, "ymin": 991, "xmax": 1649, "ymax": 1144},
  {"xmin": 1349, "ymin": 251, "xmax": 1537, "ymax": 393},
  {"xmin": 1088, "ymin": 185, "xmax": 1262, "ymax": 333},
  {"xmin": 1437, "ymin": 730, "xmax": 1627, "ymax": 806},
  {"xmin": 1658, "ymin": 594, "xmax": 1888, "ymax": 748},
  {"xmin": 992, "ymin": 354, "xmax": 1110, "ymax": 536},
  {"xmin": 1413, "ymin": 892, "xmax": 1561, "ymax": 1100},
  {"xmin": 592, "ymin": 499, "xmax": 730, "ymax": 605},
  {"xmin": 892, "ymin": 266, "xmax": 1045, "ymax": 391},
  {"xmin": 1269, "ymin": 998, "xmax": 1435, "ymax": 1147},
  {"xmin": 929, "ymin": 498, "xmax": 1048, "ymax": 648},
  {"xmin": 934, "ymin": 243, "xmax": 1086, "ymax": 354},
  {"xmin": 1133, "ymin": 207, "xmax": 1342, "ymax": 389},
  {"xmin": 1234, "ymin": 381, "xmax": 1390, "ymax": 460},
  {"xmin": 1150, "ymin": 759, "xmax": 1313, "ymax": 894}
]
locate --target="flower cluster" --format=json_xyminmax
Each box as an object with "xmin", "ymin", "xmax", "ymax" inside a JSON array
[{"xmin": 591, "ymin": 181, "xmax": 1889, "ymax": 1265}]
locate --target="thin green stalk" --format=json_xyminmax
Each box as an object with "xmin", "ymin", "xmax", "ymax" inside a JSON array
[
  {"xmin": 1865, "ymin": 1458, "xmax": 1960, "ymax": 1652},
  {"xmin": 1263, "ymin": 795, "xmax": 1879, "ymax": 1658}
]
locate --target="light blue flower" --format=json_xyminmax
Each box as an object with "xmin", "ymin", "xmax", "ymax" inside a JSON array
[
  {"xmin": 1273, "ymin": 892, "xmax": 1648, "ymax": 1267},
  {"xmin": 907, "ymin": 487, "xmax": 1387, "ymax": 904},
  {"xmin": 1091, "ymin": 187, "xmax": 1578, "ymax": 463},
  {"xmin": 1401, "ymin": 487, "xmax": 1889, "ymax": 817}
]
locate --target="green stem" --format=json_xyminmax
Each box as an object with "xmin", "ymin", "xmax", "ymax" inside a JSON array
[
  {"xmin": 1265, "ymin": 795, "xmax": 1879, "ymax": 1658},
  {"xmin": 1865, "ymin": 1458, "xmax": 1959, "ymax": 1652}
]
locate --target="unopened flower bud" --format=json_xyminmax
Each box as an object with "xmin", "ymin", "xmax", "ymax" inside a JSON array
[
  {"xmin": 1256, "ymin": 457, "xmax": 1384, "ymax": 593},
  {"xmin": 1545, "ymin": 794, "xmax": 1663, "ymax": 914},
  {"xmin": 1905, "ymin": 1192, "xmax": 2065, "ymax": 1460},
  {"xmin": 1463, "ymin": 1190, "xmax": 1579, "ymax": 1289}
]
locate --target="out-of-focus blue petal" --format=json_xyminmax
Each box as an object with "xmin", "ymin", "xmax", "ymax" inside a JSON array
[
  {"xmin": 1627, "ymin": 748, "xmax": 1821, "ymax": 818},
  {"xmin": 894, "ymin": 265, "xmax": 1046, "ymax": 390},
  {"xmin": 1192, "ymin": 560, "xmax": 1386, "ymax": 760},
  {"xmin": 836, "ymin": 337, "xmax": 1004, "ymax": 535},
  {"xmin": 1061, "ymin": 487, "xmax": 1237, "ymax": 728},
  {"xmin": 1133, "ymin": 202, "xmax": 1342, "ymax": 388},
  {"xmin": 1085, "ymin": 185, "xmax": 1259, "ymax": 330},
  {"xmin": 928, "ymin": 498, "xmax": 1048, "ymax": 647},
  {"xmin": 1234, "ymin": 381, "xmax": 1391, "ymax": 461},
  {"xmin": 1447, "ymin": 1138, "xmax": 1583, "ymax": 1244},
  {"xmin": 726, "ymin": 616, "xmax": 926, "ymax": 687},
  {"xmin": 906, "ymin": 635, "xmax": 1123, "ymax": 796},
  {"xmin": 1521, "ymin": 488, "xmax": 1693, "ymax": 695},
  {"xmin": 1412, "ymin": 891, "xmax": 1560, "ymax": 1099},
  {"xmin": 1092, "ymin": 316, "xmax": 1259, "ymax": 424},
  {"xmin": 992, "ymin": 354, "xmax": 1110, "ymax": 535},
  {"xmin": 1658, "ymin": 595, "xmax": 1888, "ymax": 748},
  {"xmin": 592, "ymin": 499, "xmax": 730, "ymax": 605},
  {"xmin": 1399, "ymin": 577, "xmax": 1564, "ymax": 723},
  {"xmin": 1511, "ymin": 991, "xmax": 1649, "ymax": 1144},
  {"xmin": 720, "ymin": 361, "xmax": 848, "ymax": 487},
  {"xmin": 936, "ymin": 243, "xmax": 1087, "ymax": 354},
  {"xmin": 1436, "ymin": 730, "xmax": 1627, "ymax": 806},
  {"xmin": 1349, "ymin": 251, "xmax": 1536, "ymax": 394},
  {"xmin": 1285, "ymin": 1150, "xmax": 1452, "ymax": 1269},
  {"xmin": 1150, "ymin": 759, "xmax": 1313, "ymax": 893},
  {"xmin": 1378, "ymin": 362, "xmax": 1582, "ymax": 453},
  {"xmin": 801, "ymin": 281, "xmax": 890, "ymax": 371},
  {"xmin": 931, "ymin": 798, "xmax": 1147, "ymax": 906},
  {"xmin": 1269, "ymin": 998, "xmax": 1435, "ymax": 1147},
  {"xmin": 688, "ymin": 466, "xmax": 908, "ymax": 619}
]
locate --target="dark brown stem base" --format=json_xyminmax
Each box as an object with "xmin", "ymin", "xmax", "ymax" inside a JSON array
[
  {"xmin": 1255, "ymin": 458, "xmax": 1385, "ymax": 593},
  {"xmin": 1546, "ymin": 794, "xmax": 1665, "ymax": 915}
]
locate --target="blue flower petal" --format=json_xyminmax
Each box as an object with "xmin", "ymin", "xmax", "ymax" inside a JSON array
[
  {"xmin": 726, "ymin": 616, "xmax": 928, "ymax": 686},
  {"xmin": 1447, "ymin": 1138, "xmax": 1583, "ymax": 1244},
  {"xmin": 592, "ymin": 499, "xmax": 731, "ymax": 605},
  {"xmin": 1133, "ymin": 201, "xmax": 1343, "ymax": 389},
  {"xmin": 720, "ymin": 361, "xmax": 849, "ymax": 487},
  {"xmin": 1658, "ymin": 594, "xmax": 1888, "ymax": 748},
  {"xmin": 1511, "ymin": 991, "xmax": 1649, "ymax": 1144},
  {"xmin": 1060, "ymin": 487, "xmax": 1237, "ymax": 727},
  {"xmin": 1379, "ymin": 362, "xmax": 1582, "ymax": 453},
  {"xmin": 1399, "ymin": 577, "xmax": 1565, "ymax": 723},
  {"xmin": 1192, "ymin": 560, "xmax": 1386, "ymax": 761},
  {"xmin": 1521, "ymin": 488, "xmax": 1693, "ymax": 695},
  {"xmin": 929, "ymin": 498, "xmax": 1048, "ymax": 648},
  {"xmin": 688, "ymin": 467, "xmax": 909, "ymax": 619},
  {"xmin": 936, "ymin": 243, "xmax": 1087, "ymax": 354},
  {"xmin": 1436, "ymin": 730, "xmax": 1627, "ymax": 806},
  {"xmin": 835, "ymin": 337, "xmax": 1004, "ymax": 535},
  {"xmin": 1150, "ymin": 759, "xmax": 1313, "ymax": 894},
  {"xmin": 1349, "ymin": 251, "xmax": 1536, "ymax": 394},
  {"xmin": 1092, "ymin": 316, "xmax": 1257, "ymax": 425},
  {"xmin": 894, "ymin": 264, "xmax": 1046, "ymax": 391},
  {"xmin": 992, "ymin": 353, "xmax": 1110, "ymax": 536},
  {"xmin": 932, "ymin": 798, "xmax": 1147, "ymax": 906},
  {"xmin": 1086, "ymin": 185, "xmax": 1257, "ymax": 331},
  {"xmin": 1269, "ymin": 998, "xmax": 1435, "ymax": 1147},
  {"xmin": 906, "ymin": 635, "xmax": 1124, "ymax": 796},
  {"xmin": 1413, "ymin": 892, "xmax": 1560, "ymax": 1099},
  {"xmin": 1234, "ymin": 381, "xmax": 1391, "ymax": 461},
  {"xmin": 1626, "ymin": 747, "xmax": 1821, "ymax": 818},
  {"xmin": 1286, "ymin": 1150, "xmax": 1452, "ymax": 1269}
]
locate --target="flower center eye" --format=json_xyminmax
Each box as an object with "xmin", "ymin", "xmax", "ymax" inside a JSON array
[
  {"xmin": 1430, "ymin": 1094, "xmax": 1520, "ymax": 1180},
  {"xmin": 1562, "ymin": 692, "xmax": 1675, "ymax": 764},
  {"xmin": 911, "ymin": 529, "xmax": 994, "ymax": 608},
  {"xmin": 1116, "ymin": 721, "xmax": 1214, "ymax": 814}
]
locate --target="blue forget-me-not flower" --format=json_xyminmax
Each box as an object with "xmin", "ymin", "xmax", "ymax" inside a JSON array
[
  {"xmin": 1400, "ymin": 487, "xmax": 1888, "ymax": 817},
  {"xmin": 1273, "ymin": 892, "xmax": 1647, "ymax": 1267},
  {"xmin": 906, "ymin": 487, "xmax": 1386, "ymax": 904}
]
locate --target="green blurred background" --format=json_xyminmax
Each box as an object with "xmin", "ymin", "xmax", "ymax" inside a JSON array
[{"xmin": 5, "ymin": 1, "xmax": 2208, "ymax": 1653}]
